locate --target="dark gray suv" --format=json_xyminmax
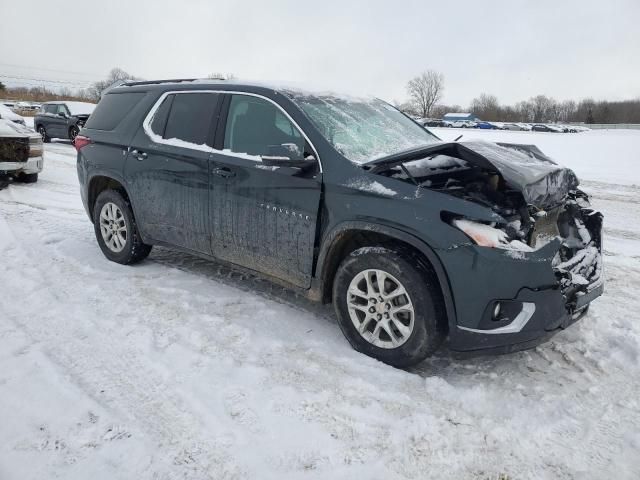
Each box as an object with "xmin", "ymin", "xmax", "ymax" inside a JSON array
[
  {"xmin": 75, "ymin": 79, "xmax": 603, "ymax": 367},
  {"xmin": 35, "ymin": 101, "xmax": 95, "ymax": 143}
]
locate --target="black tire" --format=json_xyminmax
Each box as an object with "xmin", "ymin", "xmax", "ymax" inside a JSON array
[
  {"xmin": 69, "ymin": 125, "xmax": 79, "ymax": 143},
  {"xmin": 18, "ymin": 172, "xmax": 38, "ymax": 183},
  {"xmin": 332, "ymin": 247, "xmax": 446, "ymax": 367},
  {"xmin": 93, "ymin": 189, "xmax": 152, "ymax": 265},
  {"xmin": 37, "ymin": 125, "xmax": 51, "ymax": 143}
]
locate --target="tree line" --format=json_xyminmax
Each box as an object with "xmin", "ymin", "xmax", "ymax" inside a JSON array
[
  {"xmin": 402, "ymin": 70, "xmax": 640, "ymax": 124},
  {"xmin": 2, "ymin": 67, "xmax": 638, "ymax": 124}
]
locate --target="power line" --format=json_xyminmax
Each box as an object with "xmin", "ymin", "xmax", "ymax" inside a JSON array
[
  {"xmin": 0, "ymin": 74, "xmax": 94, "ymax": 87},
  {"xmin": 0, "ymin": 62, "xmax": 101, "ymax": 80}
]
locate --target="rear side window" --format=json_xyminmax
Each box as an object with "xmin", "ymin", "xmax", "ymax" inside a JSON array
[
  {"xmin": 162, "ymin": 93, "xmax": 219, "ymax": 145},
  {"xmin": 44, "ymin": 104, "xmax": 57, "ymax": 114},
  {"xmin": 84, "ymin": 92, "xmax": 145, "ymax": 130}
]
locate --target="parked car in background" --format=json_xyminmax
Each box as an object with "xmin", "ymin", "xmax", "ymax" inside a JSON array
[
  {"xmin": 502, "ymin": 123, "xmax": 529, "ymax": 131},
  {"xmin": 0, "ymin": 104, "xmax": 26, "ymax": 125},
  {"xmin": 422, "ymin": 119, "xmax": 446, "ymax": 127},
  {"xmin": 76, "ymin": 79, "xmax": 603, "ymax": 366},
  {"xmin": 451, "ymin": 120, "xmax": 476, "ymax": 128},
  {"xmin": 532, "ymin": 124, "xmax": 560, "ymax": 133},
  {"xmin": 0, "ymin": 118, "xmax": 44, "ymax": 183},
  {"xmin": 475, "ymin": 121, "xmax": 496, "ymax": 130},
  {"xmin": 34, "ymin": 101, "xmax": 96, "ymax": 143}
]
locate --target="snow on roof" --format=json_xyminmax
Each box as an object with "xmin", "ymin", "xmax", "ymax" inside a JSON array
[
  {"xmin": 46, "ymin": 101, "xmax": 96, "ymax": 115},
  {"xmin": 444, "ymin": 112, "xmax": 473, "ymax": 117}
]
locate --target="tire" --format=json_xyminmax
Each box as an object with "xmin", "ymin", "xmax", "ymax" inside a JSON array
[
  {"xmin": 333, "ymin": 246, "xmax": 446, "ymax": 367},
  {"xmin": 18, "ymin": 172, "xmax": 38, "ymax": 183},
  {"xmin": 69, "ymin": 125, "xmax": 79, "ymax": 143},
  {"xmin": 93, "ymin": 189, "xmax": 152, "ymax": 265},
  {"xmin": 37, "ymin": 125, "xmax": 51, "ymax": 143}
]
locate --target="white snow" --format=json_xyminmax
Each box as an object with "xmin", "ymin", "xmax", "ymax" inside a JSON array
[
  {"xmin": 56, "ymin": 101, "xmax": 96, "ymax": 116},
  {"xmin": 346, "ymin": 178, "xmax": 397, "ymax": 196},
  {"xmin": 1, "ymin": 130, "xmax": 640, "ymax": 479},
  {"xmin": 431, "ymin": 127, "xmax": 640, "ymax": 187}
]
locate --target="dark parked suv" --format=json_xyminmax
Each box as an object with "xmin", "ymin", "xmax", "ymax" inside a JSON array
[
  {"xmin": 76, "ymin": 79, "xmax": 603, "ymax": 366},
  {"xmin": 35, "ymin": 101, "xmax": 96, "ymax": 143}
]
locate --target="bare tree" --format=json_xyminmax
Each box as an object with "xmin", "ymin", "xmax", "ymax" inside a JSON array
[
  {"xmin": 406, "ymin": 70, "xmax": 444, "ymax": 118},
  {"xmin": 469, "ymin": 93, "xmax": 500, "ymax": 120},
  {"xmin": 86, "ymin": 67, "xmax": 141, "ymax": 101}
]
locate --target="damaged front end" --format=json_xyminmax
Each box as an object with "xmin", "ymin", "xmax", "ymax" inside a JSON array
[{"xmin": 368, "ymin": 140, "xmax": 603, "ymax": 349}]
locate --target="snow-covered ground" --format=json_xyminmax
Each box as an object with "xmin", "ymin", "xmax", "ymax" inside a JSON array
[{"xmin": 1, "ymin": 130, "xmax": 639, "ymax": 479}]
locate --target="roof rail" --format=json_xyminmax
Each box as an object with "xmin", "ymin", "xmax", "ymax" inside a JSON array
[{"xmin": 122, "ymin": 78, "xmax": 199, "ymax": 87}]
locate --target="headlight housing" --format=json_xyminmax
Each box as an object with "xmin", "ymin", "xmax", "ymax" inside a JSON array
[{"xmin": 450, "ymin": 218, "xmax": 533, "ymax": 252}]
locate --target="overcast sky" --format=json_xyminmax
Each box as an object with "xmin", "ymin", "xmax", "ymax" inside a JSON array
[{"xmin": 1, "ymin": 0, "xmax": 638, "ymax": 106}]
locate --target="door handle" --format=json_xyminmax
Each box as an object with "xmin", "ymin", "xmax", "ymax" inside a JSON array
[
  {"xmin": 131, "ymin": 149, "xmax": 147, "ymax": 161},
  {"xmin": 213, "ymin": 166, "xmax": 235, "ymax": 178}
]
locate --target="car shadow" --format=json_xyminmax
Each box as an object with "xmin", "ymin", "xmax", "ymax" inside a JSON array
[{"xmin": 147, "ymin": 246, "xmax": 536, "ymax": 378}]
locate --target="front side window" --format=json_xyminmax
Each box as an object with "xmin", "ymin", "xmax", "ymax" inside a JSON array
[
  {"xmin": 154, "ymin": 93, "xmax": 219, "ymax": 146},
  {"xmin": 223, "ymin": 95, "xmax": 305, "ymax": 160},
  {"xmin": 56, "ymin": 104, "xmax": 69, "ymax": 116},
  {"xmin": 287, "ymin": 92, "xmax": 439, "ymax": 164}
]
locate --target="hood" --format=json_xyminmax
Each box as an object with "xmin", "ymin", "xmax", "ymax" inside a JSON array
[{"xmin": 368, "ymin": 140, "xmax": 578, "ymax": 208}]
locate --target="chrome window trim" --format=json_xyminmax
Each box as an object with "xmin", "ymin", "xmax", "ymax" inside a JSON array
[
  {"xmin": 457, "ymin": 302, "xmax": 536, "ymax": 335},
  {"xmin": 141, "ymin": 89, "xmax": 323, "ymax": 172}
]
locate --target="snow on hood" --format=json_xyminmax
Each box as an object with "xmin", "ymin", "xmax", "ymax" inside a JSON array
[
  {"xmin": 0, "ymin": 118, "xmax": 35, "ymax": 136},
  {"xmin": 461, "ymin": 141, "xmax": 579, "ymax": 208},
  {"xmin": 371, "ymin": 140, "xmax": 579, "ymax": 208},
  {"xmin": 0, "ymin": 105, "xmax": 24, "ymax": 122},
  {"xmin": 64, "ymin": 102, "xmax": 96, "ymax": 116}
]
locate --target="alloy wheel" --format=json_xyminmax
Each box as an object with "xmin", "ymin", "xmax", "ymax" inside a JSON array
[
  {"xmin": 346, "ymin": 269, "xmax": 415, "ymax": 349},
  {"xmin": 99, "ymin": 202, "xmax": 127, "ymax": 253}
]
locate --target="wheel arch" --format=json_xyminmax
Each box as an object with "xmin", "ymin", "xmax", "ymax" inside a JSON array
[
  {"xmin": 87, "ymin": 174, "xmax": 133, "ymax": 223},
  {"xmin": 315, "ymin": 221, "xmax": 457, "ymax": 332}
]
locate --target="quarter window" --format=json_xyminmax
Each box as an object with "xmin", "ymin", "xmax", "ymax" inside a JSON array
[{"xmin": 223, "ymin": 95, "xmax": 305, "ymax": 159}]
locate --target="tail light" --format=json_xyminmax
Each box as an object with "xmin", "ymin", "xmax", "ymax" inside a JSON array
[{"xmin": 74, "ymin": 135, "xmax": 92, "ymax": 152}]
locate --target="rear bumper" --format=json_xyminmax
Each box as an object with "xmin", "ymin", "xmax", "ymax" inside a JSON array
[{"xmin": 0, "ymin": 156, "xmax": 44, "ymax": 174}]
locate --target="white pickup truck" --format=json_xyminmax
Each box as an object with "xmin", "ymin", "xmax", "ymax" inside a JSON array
[{"xmin": 0, "ymin": 119, "xmax": 44, "ymax": 186}]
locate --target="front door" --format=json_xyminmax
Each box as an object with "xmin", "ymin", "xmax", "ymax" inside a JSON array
[
  {"xmin": 125, "ymin": 91, "xmax": 220, "ymax": 253},
  {"xmin": 209, "ymin": 93, "xmax": 322, "ymax": 288}
]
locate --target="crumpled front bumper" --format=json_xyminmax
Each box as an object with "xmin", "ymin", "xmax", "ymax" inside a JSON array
[{"xmin": 439, "ymin": 208, "xmax": 603, "ymax": 354}]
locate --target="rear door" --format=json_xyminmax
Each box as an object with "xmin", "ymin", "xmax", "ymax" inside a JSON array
[
  {"xmin": 126, "ymin": 91, "xmax": 220, "ymax": 254},
  {"xmin": 208, "ymin": 93, "xmax": 322, "ymax": 288}
]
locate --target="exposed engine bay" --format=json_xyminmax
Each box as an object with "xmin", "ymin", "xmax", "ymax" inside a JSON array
[{"xmin": 370, "ymin": 140, "xmax": 603, "ymax": 308}]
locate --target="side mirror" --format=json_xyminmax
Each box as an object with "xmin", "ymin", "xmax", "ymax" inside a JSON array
[
  {"xmin": 261, "ymin": 154, "xmax": 317, "ymax": 169},
  {"xmin": 260, "ymin": 144, "xmax": 317, "ymax": 169},
  {"xmin": 57, "ymin": 112, "xmax": 68, "ymax": 118}
]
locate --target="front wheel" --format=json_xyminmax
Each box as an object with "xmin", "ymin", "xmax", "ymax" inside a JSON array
[
  {"xmin": 17, "ymin": 172, "xmax": 38, "ymax": 183},
  {"xmin": 69, "ymin": 126, "xmax": 79, "ymax": 143},
  {"xmin": 93, "ymin": 189, "xmax": 152, "ymax": 264},
  {"xmin": 333, "ymin": 247, "xmax": 446, "ymax": 367}
]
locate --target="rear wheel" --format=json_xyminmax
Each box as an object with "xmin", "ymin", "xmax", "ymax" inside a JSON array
[
  {"xmin": 93, "ymin": 189, "xmax": 152, "ymax": 264},
  {"xmin": 333, "ymin": 247, "xmax": 446, "ymax": 367},
  {"xmin": 37, "ymin": 126, "xmax": 50, "ymax": 143}
]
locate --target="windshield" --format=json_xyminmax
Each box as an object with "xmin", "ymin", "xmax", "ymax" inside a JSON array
[{"xmin": 287, "ymin": 92, "xmax": 439, "ymax": 164}]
